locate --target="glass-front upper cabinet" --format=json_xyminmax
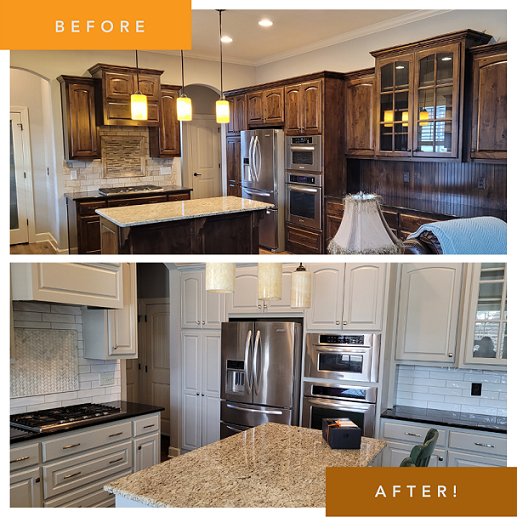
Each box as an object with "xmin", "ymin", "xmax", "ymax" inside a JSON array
[
  {"xmin": 461, "ymin": 263, "xmax": 507, "ymax": 368},
  {"xmin": 372, "ymin": 30, "xmax": 491, "ymax": 160}
]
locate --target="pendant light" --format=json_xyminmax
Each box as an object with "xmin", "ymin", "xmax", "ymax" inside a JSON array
[
  {"xmin": 257, "ymin": 263, "xmax": 282, "ymax": 301},
  {"xmin": 206, "ymin": 263, "xmax": 236, "ymax": 293},
  {"xmin": 177, "ymin": 50, "xmax": 192, "ymax": 121},
  {"xmin": 290, "ymin": 263, "xmax": 312, "ymax": 309},
  {"xmin": 131, "ymin": 50, "xmax": 148, "ymax": 121},
  {"xmin": 215, "ymin": 9, "xmax": 230, "ymax": 123}
]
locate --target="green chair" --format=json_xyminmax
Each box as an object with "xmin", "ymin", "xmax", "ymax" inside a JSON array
[{"xmin": 399, "ymin": 428, "xmax": 439, "ymax": 467}]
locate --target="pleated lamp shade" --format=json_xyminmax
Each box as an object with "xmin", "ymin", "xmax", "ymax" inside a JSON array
[
  {"xmin": 257, "ymin": 263, "xmax": 282, "ymax": 301},
  {"xmin": 328, "ymin": 193, "xmax": 402, "ymax": 255},
  {"xmin": 205, "ymin": 263, "xmax": 236, "ymax": 293}
]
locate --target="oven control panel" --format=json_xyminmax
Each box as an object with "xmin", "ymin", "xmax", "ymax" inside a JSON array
[{"xmin": 319, "ymin": 335, "xmax": 365, "ymax": 345}]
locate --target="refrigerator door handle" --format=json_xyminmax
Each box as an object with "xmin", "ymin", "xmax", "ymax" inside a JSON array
[
  {"xmin": 226, "ymin": 404, "xmax": 283, "ymax": 416},
  {"xmin": 253, "ymin": 136, "xmax": 259, "ymax": 183},
  {"xmin": 244, "ymin": 330, "xmax": 253, "ymax": 395},
  {"xmin": 253, "ymin": 330, "xmax": 261, "ymax": 395},
  {"xmin": 248, "ymin": 136, "xmax": 255, "ymax": 183},
  {"xmin": 256, "ymin": 138, "xmax": 262, "ymax": 182}
]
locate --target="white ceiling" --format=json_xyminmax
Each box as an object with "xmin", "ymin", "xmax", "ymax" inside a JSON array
[{"xmin": 173, "ymin": 10, "xmax": 446, "ymax": 66}]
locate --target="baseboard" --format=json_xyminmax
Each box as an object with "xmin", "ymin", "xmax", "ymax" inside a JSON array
[
  {"xmin": 35, "ymin": 232, "xmax": 68, "ymax": 254},
  {"xmin": 168, "ymin": 446, "xmax": 181, "ymax": 458}
]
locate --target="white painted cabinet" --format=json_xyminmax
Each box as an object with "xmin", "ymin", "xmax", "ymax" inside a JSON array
[
  {"xmin": 395, "ymin": 263, "xmax": 463, "ymax": 363},
  {"xmin": 10, "ymin": 263, "xmax": 124, "ymax": 309},
  {"xmin": 181, "ymin": 271, "xmax": 226, "ymax": 329},
  {"xmin": 82, "ymin": 263, "xmax": 138, "ymax": 360},
  {"xmin": 10, "ymin": 466, "xmax": 43, "ymax": 507},
  {"xmin": 306, "ymin": 263, "xmax": 386, "ymax": 331},
  {"xmin": 134, "ymin": 433, "xmax": 160, "ymax": 471},
  {"xmin": 382, "ymin": 441, "xmax": 446, "ymax": 467},
  {"xmin": 180, "ymin": 331, "xmax": 221, "ymax": 453}
]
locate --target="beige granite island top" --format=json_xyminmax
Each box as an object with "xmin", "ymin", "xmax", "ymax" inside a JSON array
[
  {"xmin": 96, "ymin": 195, "xmax": 274, "ymax": 227},
  {"xmin": 104, "ymin": 422, "xmax": 386, "ymax": 508}
]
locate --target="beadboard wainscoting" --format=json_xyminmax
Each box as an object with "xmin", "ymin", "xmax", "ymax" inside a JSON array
[
  {"xmin": 10, "ymin": 301, "xmax": 122, "ymax": 414},
  {"xmin": 394, "ymin": 365, "xmax": 507, "ymax": 417}
]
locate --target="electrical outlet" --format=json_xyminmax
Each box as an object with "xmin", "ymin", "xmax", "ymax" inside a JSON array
[
  {"xmin": 403, "ymin": 172, "xmax": 410, "ymax": 183},
  {"xmin": 100, "ymin": 372, "xmax": 115, "ymax": 386},
  {"xmin": 160, "ymin": 167, "xmax": 170, "ymax": 175},
  {"xmin": 471, "ymin": 383, "xmax": 482, "ymax": 396},
  {"xmin": 70, "ymin": 170, "xmax": 77, "ymax": 180},
  {"xmin": 477, "ymin": 177, "xmax": 486, "ymax": 189}
]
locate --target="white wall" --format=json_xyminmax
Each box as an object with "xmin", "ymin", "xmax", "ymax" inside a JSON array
[{"xmin": 255, "ymin": 10, "xmax": 507, "ymax": 83}]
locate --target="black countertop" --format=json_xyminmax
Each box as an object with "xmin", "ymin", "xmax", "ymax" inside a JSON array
[
  {"xmin": 10, "ymin": 401, "xmax": 164, "ymax": 445},
  {"xmin": 381, "ymin": 405, "xmax": 507, "ymax": 434},
  {"xmin": 65, "ymin": 184, "xmax": 192, "ymax": 201}
]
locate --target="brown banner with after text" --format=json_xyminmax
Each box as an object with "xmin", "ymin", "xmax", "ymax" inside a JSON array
[{"xmin": 327, "ymin": 467, "xmax": 517, "ymax": 516}]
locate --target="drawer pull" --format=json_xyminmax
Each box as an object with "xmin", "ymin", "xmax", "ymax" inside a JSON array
[
  {"xmin": 63, "ymin": 443, "xmax": 81, "ymax": 450},
  {"xmin": 474, "ymin": 442, "xmax": 495, "ymax": 448},
  {"xmin": 63, "ymin": 471, "xmax": 82, "ymax": 480},
  {"xmin": 109, "ymin": 457, "xmax": 124, "ymax": 464},
  {"xmin": 109, "ymin": 432, "xmax": 123, "ymax": 438},
  {"xmin": 405, "ymin": 432, "xmax": 422, "ymax": 437},
  {"xmin": 10, "ymin": 456, "xmax": 30, "ymax": 463},
  {"xmin": 143, "ymin": 424, "xmax": 155, "ymax": 429}
]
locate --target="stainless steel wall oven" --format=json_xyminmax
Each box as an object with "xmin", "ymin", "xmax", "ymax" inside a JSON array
[{"xmin": 285, "ymin": 172, "xmax": 322, "ymax": 230}]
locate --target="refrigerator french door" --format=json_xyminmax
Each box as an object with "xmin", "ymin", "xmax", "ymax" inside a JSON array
[{"xmin": 220, "ymin": 321, "xmax": 302, "ymax": 438}]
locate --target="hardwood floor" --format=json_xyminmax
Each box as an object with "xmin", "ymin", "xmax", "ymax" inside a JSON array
[
  {"xmin": 10, "ymin": 241, "xmax": 58, "ymax": 254},
  {"xmin": 259, "ymin": 246, "xmax": 291, "ymax": 255}
]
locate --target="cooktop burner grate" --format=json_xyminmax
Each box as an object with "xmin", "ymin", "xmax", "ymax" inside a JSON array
[
  {"xmin": 98, "ymin": 185, "xmax": 164, "ymax": 196},
  {"xmin": 10, "ymin": 403, "xmax": 121, "ymax": 433}
]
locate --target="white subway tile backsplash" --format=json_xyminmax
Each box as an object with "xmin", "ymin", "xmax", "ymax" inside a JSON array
[
  {"xmin": 394, "ymin": 364, "xmax": 507, "ymax": 415},
  {"xmin": 10, "ymin": 301, "xmax": 122, "ymax": 414}
]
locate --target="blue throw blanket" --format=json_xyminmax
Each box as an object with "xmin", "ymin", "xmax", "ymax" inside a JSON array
[{"xmin": 407, "ymin": 217, "xmax": 507, "ymax": 255}]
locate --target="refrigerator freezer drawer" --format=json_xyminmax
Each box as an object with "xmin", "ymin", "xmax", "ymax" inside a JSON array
[{"xmin": 221, "ymin": 401, "xmax": 293, "ymax": 428}]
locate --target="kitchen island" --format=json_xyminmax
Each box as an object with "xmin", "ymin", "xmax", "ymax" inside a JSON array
[
  {"xmin": 104, "ymin": 422, "xmax": 386, "ymax": 508},
  {"xmin": 96, "ymin": 196, "xmax": 273, "ymax": 254}
]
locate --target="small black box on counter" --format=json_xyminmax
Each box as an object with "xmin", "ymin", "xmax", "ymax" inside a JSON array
[{"xmin": 322, "ymin": 418, "xmax": 362, "ymax": 449}]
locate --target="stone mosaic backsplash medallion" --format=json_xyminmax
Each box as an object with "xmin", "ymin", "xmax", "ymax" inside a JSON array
[{"xmin": 101, "ymin": 135, "xmax": 146, "ymax": 178}]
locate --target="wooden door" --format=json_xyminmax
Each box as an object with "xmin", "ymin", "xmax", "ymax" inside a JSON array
[
  {"xmin": 301, "ymin": 80, "xmax": 322, "ymax": 134},
  {"xmin": 263, "ymin": 87, "xmax": 284, "ymax": 124},
  {"xmin": 342, "ymin": 264, "xmax": 385, "ymax": 331},
  {"xmin": 305, "ymin": 264, "xmax": 345, "ymax": 330},
  {"xmin": 285, "ymin": 84, "xmax": 302, "ymax": 134},
  {"xmin": 470, "ymin": 44, "xmax": 507, "ymax": 160},
  {"xmin": 246, "ymin": 91, "xmax": 264, "ymax": 125}
]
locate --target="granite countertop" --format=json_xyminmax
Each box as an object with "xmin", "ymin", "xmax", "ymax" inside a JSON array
[
  {"xmin": 65, "ymin": 184, "xmax": 191, "ymax": 201},
  {"xmin": 96, "ymin": 196, "xmax": 274, "ymax": 227},
  {"xmin": 105, "ymin": 422, "xmax": 386, "ymax": 508},
  {"xmin": 382, "ymin": 406, "xmax": 507, "ymax": 434},
  {"xmin": 10, "ymin": 401, "xmax": 164, "ymax": 444}
]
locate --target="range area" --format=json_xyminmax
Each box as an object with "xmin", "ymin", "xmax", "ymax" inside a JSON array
[{"xmin": 98, "ymin": 185, "xmax": 165, "ymax": 196}]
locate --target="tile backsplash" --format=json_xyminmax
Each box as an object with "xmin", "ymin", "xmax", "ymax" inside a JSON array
[
  {"xmin": 394, "ymin": 364, "xmax": 507, "ymax": 417},
  {"xmin": 10, "ymin": 301, "xmax": 121, "ymax": 414},
  {"xmin": 63, "ymin": 126, "xmax": 178, "ymax": 194}
]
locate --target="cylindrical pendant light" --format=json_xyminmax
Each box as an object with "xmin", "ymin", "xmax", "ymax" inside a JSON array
[
  {"xmin": 131, "ymin": 50, "xmax": 148, "ymax": 121},
  {"xmin": 257, "ymin": 263, "xmax": 282, "ymax": 301},
  {"xmin": 177, "ymin": 50, "xmax": 192, "ymax": 121},
  {"xmin": 206, "ymin": 263, "xmax": 236, "ymax": 293},
  {"xmin": 216, "ymin": 9, "xmax": 230, "ymax": 124},
  {"xmin": 290, "ymin": 263, "xmax": 311, "ymax": 308}
]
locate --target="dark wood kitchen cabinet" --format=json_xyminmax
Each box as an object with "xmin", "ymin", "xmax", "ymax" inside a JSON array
[
  {"xmin": 371, "ymin": 30, "xmax": 491, "ymax": 160},
  {"xmin": 344, "ymin": 68, "xmax": 375, "ymax": 157},
  {"xmin": 58, "ymin": 76, "xmax": 100, "ymax": 160},
  {"xmin": 149, "ymin": 84, "xmax": 182, "ymax": 158},
  {"xmin": 468, "ymin": 42, "xmax": 507, "ymax": 161},
  {"xmin": 284, "ymin": 79, "xmax": 322, "ymax": 135},
  {"xmin": 227, "ymin": 94, "xmax": 247, "ymax": 135},
  {"xmin": 246, "ymin": 87, "xmax": 284, "ymax": 126},
  {"xmin": 226, "ymin": 136, "xmax": 241, "ymax": 197},
  {"xmin": 88, "ymin": 63, "xmax": 163, "ymax": 126}
]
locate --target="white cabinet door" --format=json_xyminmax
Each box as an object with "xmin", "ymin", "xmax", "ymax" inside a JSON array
[
  {"xmin": 306, "ymin": 264, "xmax": 345, "ymax": 330},
  {"xmin": 202, "ymin": 396, "xmax": 221, "ymax": 447},
  {"xmin": 11, "ymin": 263, "xmax": 124, "ymax": 309},
  {"xmin": 396, "ymin": 264, "xmax": 463, "ymax": 363},
  {"xmin": 447, "ymin": 450, "xmax": 506, "ymax": 467},
  {"xmin": 228, "ymin": 267, "xmax": 263, "ymax": 314},
  {"xmin": 381, "ymin": 441, "xmax": 446, "ymax": 467},
  {"xmin": 203, "ymin": 289, "xmax": 226, "ymax": 329},
  {"xmin": 342, "ymin": 264, "xmax": 386, "ymax": 331},
  {"xmin": 134, "ymin": 433, "xmax": 160, "ymax": 472},
  {"xmin": 201, "ymin": 333, "xmax": 221, "ymax": 446},
  {"xmin": 10, "ymin": 467, "xmax": 42, "ymax": 507}
]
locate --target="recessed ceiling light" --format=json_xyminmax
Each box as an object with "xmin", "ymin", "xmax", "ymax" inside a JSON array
[
  {"xmin": 259, "ymin": 19, "xmax": 273, "ymax": 27},
  {"xmin": 221, "ymin": 36, "xmax": 233, "ymax": 43}
]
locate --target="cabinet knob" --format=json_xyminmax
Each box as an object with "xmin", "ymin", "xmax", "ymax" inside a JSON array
[
  {"xmin": 202, "ymin": 321, "xmax": 205, "ymax": 325},
  {"xmin": 336, "ymin": 321, "xmax": 340, "ymax": 325},
  {"xmin": 343, "ymin": 321, "xmax": 348, "ymax": 325},
  {"xmin": 35, "ymin": 477, "xmax": 41, "ymax": 483},
  {"xmin": 201, "ymin": 393, "xmax": 205, "ymax": 396},
  {"xmin": 438, "ymin": 456, "xmax": 444, "ymax": 462},
  {"xmin": 197, "ymin": 321, "xmax": 201, "ymax": 325},
  {"xmin": 138, "ymin": 445, "xmax": 142, "ymax": 450},
  {"xmin": 112, "ymin": 345, "xmax": 118, "ymax": 350},
  {"xmin": 196, "ymin": 392, "xmax": 200, "ymax": 396},
  {"xmin": 258, "ymin": 304, "xmax": 262, "ymax": 309},
  {"xmin": 264, "ymin": 304, "xmax": 267, "ymax": 309},
  {"xmin": 448, "ymin": 353, "xmax": 453, "ymax": 357}
]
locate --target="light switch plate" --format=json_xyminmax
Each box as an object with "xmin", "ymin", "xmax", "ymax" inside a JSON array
[
  {"xmin": 100, "ymin": 372, "xmax": 115, "ymax": 386},
  {"xmin": 160, "ymin": 167, "xmax": 170, "ymax": 175}
]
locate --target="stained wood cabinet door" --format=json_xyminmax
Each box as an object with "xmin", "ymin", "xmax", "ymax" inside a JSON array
[
  {"xmin": 58, "ymin": 76, "xmax": 99, "ymax": 160},
  {"xmin": 246, "ymin": 91, "xmax": 264, "ymax": 125},
  {"xmin": 469, "ymin": 42, "xmax": 507, "ymax": 160},
  {"xmin": 285, "ymin": 80, "xmax": 322, "ymax": 135},
  {"xmin": 149, "ymin": 85, "xmax": 181, "ymax": 158},
  {"xmin": 227, "ymin": 94, "xmax": 247, "ymax": 135},
  {"xmin": 246, "ymin": 88, "xmax": 284, "ymax": 126},
  {"xmin": 226, "ymin": 136, "xmax": 241, "ymax": 197}
]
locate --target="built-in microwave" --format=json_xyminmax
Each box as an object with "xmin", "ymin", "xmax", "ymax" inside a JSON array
[
  {"xmin": 305, "ymin": 333, "xmax": 381, "ymax": 383},
  {"xmin": 285, "ymin": 135, "xmax": 322, "ymax": 172}
]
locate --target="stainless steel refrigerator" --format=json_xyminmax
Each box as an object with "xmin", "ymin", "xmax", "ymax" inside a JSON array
[
  {"xmin": 240, "ymin": 129, "xmax": 285, "ymax": 252},
  {"xmin": 220, "ymin": 321, "xmax": 302, "ymax": 438}
]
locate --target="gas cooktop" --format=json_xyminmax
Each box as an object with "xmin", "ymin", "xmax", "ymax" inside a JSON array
[
  {"xmin": 98, "ymin": 185, "xmax": 164, "ymax": 196},
  {"xmin": 10, "ymin": 403, "xmax": 121, "ymax": 433}
]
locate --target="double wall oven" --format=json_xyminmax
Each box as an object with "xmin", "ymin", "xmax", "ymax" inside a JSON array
[{"xmin": 302, "ymin": 333, "xmax": 381, "ymax": 438}]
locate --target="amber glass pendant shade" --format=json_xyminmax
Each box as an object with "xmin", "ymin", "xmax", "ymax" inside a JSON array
[
  {"xmin": 216, "ymin": 99, "xmax": 230, "ymax": 123},
  {"xmin": 177, "ymin": 96, "xmax": 192, "ymax": 121},
  {"xmin": 131, "ymin": 93, "xmax": 148, "ymax": 120}
]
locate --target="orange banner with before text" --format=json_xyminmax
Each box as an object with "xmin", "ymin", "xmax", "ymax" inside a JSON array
[
  {"xmin": 327, "ymin": 467, "xmax": 517, "ymax": 516},
  {"xmin": 0, "ymin": 0, "xmax": 191, "ymax": 49}
]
